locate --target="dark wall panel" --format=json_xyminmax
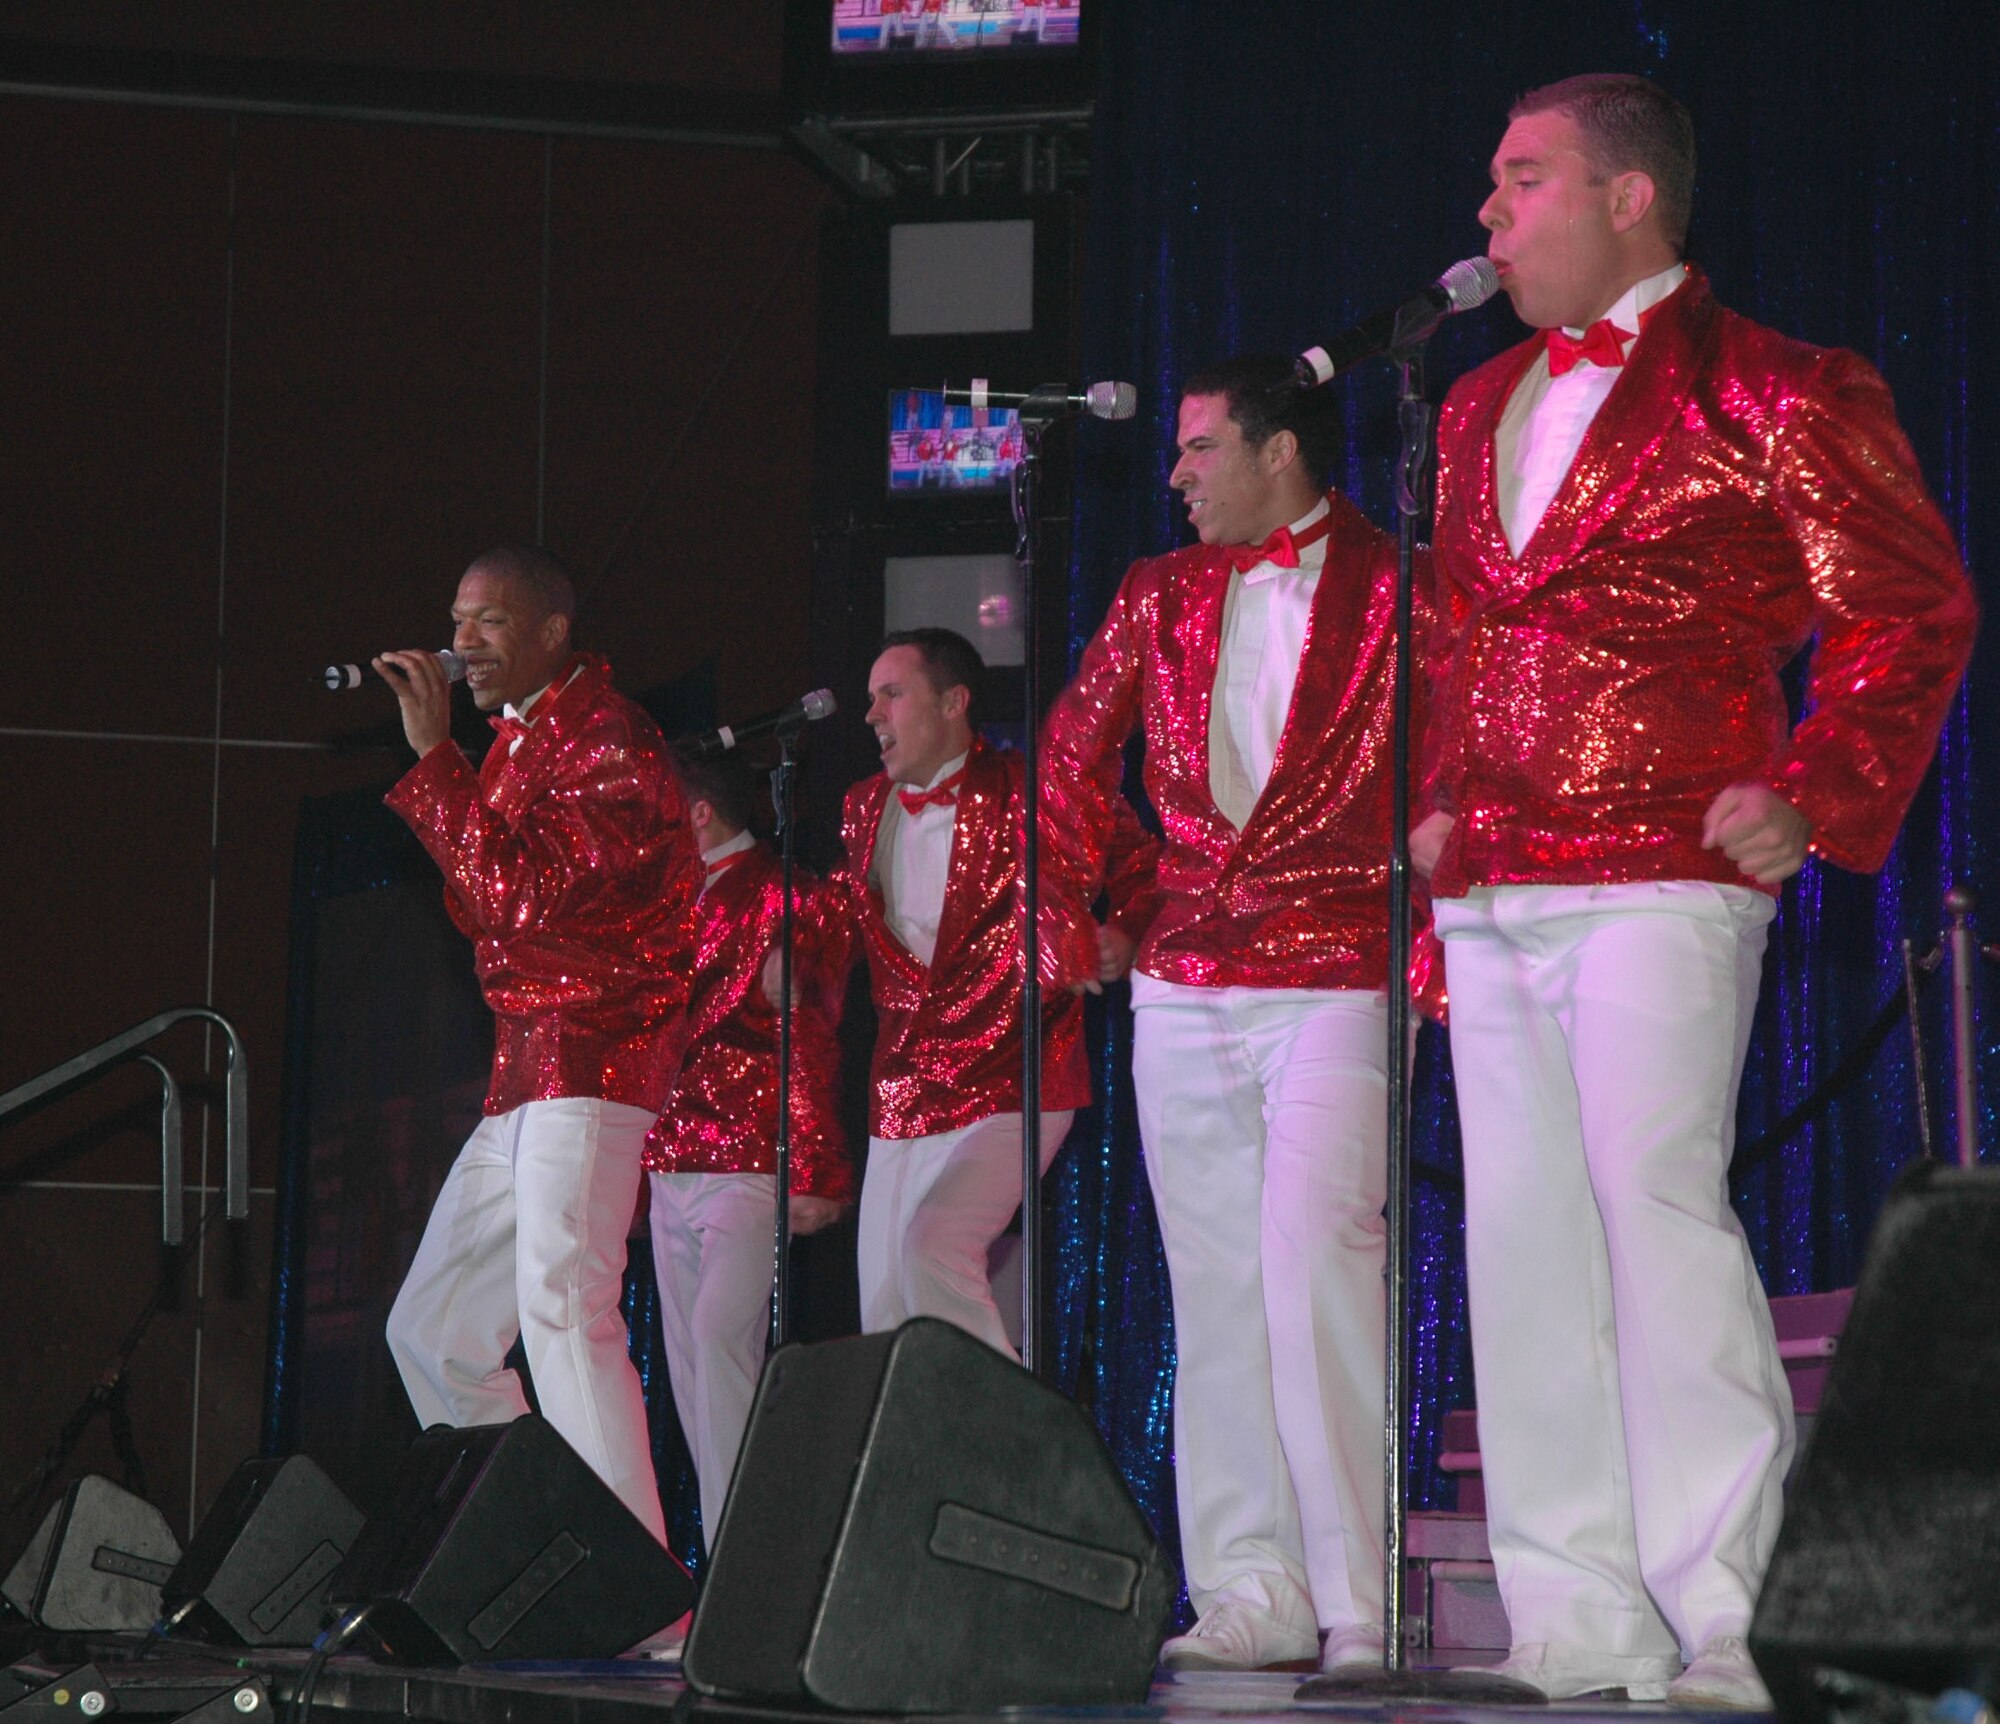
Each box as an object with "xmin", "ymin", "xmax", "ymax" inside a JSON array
[
  {"xmin": 0, "ymin": 740, "xmax": 217, "ymax": 1172},
  {"xmin": 223, "ymin": 117, "xmax": 547, "ymax": 745},
  {"xmin": 0, "ymin": 98, "xmax": 231, "ymax": 738},
  {"xmin": 543, "ymin": 139, "xmax": 830, "ymax": 720}
]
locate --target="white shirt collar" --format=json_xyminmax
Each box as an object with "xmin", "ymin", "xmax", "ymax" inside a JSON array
[
  {"xmin": 701, "ymin": 828, "xmax": 757, "ymax": 866},
  {"xmin": 920, "ymin": 750, "xmax": 969, "ymax": 792},
  {"xmin": 1241, "ymin": 495, "xmax": 1332, "ymax": 586},
  {"xmin": 1563, "ymin": 261, "xmax": 1689, "ymax": 343}
]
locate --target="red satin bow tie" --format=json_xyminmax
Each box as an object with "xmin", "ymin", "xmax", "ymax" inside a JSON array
[
  {"xmin": 1546, "ymin": 318, "xmax": 1635, "ymax": 377},
  {"xmin": 1226, "ymin": 509, "xmax": 1334, "ymax": 575},
  {"xmin": 487, "ymin": 675, "xmax": 566, "ymax": 747},
  {"xmin": 898, "ymin": 768, "xmax": 966, "ymax": 815}
]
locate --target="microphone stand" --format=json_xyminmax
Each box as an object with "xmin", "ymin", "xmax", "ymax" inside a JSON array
[
  {"xmin": 767, "ymin": 732, "xmax": 800, "ymax": 1350},
  {"xmin": 1010, "ymin": 405, "xmax": 1060, "ymax": 1378},
  {"xmin": 1296, "ymin": 344, "xmax": 1539, "ymax": 1704}
]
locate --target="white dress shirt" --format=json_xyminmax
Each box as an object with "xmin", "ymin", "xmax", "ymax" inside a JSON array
[
  {"xmin": 698, "ymin": 827, "xmax": 756, "ymax": 898},
  {"xmin": 1208, "ymin": 497, "xmax": 1330, "ymax": 831},
  {"xmin": 872, "ymin": 750, "xmax": 966, "ymax": 967},
  {"xmin": 1495, "ymin": 262, "xmax": 1689, "ymax": 555}
]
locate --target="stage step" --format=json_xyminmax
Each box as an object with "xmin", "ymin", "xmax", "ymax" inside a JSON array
[{"xmin": 1409, "ymin": 1287, "xmax": 1852, "ymax": 1651}]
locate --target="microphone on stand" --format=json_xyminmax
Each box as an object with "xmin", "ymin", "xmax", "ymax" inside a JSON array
[
  {"xmin": 322, "ymin": 650, "xmax": 466, "ymax": 691},
  {"xmin": 688, "ymin": 690, "xmax": 837, "ymax": 758},
  {"xmin": 940, "ymin": 379, "xmax": 1139, "ymax": 421},
  {"xmin": 1294, "ymin": 257, "xmax": 1502, "ymax": 385}
]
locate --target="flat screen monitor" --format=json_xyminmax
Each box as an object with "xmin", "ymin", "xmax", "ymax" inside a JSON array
[
  {"xmin": 888, "ymin": 389, "xmax": 1023, "ymax": 493},
  {"xmin": 831, "ymin": 0, "xmax": 1081, "ymax": 53}
]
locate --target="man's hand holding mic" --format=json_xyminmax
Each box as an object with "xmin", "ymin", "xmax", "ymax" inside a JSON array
[{"xmin": 373, "ymin": 649, "xmax": 458, "ymax": 757}]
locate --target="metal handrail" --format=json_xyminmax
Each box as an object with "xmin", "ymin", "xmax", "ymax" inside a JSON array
[
  {"xmin": 0, "ymin": 1008, "xmax": 248, "ymax": 1238},
  {"xmin": 132, "ymin": 1053, "xmax": 186, "ymax": 1245}
]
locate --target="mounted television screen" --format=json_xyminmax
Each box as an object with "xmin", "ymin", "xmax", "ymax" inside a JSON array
[
  {"xmin": 888, "ymin": 389, "xmax": 1024, "ymax": 493},
  {"xmin": 832, "ymin": 0, "xmax": 1082, "ymax": 53}
]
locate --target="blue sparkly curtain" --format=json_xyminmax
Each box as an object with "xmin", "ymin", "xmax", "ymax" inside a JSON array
[{"xmin": 1047, "ymin": 0, "xmax": 1995, "ymax": 1566}]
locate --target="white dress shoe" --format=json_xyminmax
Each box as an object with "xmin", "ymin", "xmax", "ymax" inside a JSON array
[
  {"xmin": 1467, "ymin": 1641, "xmax": 1679, "ymax": 1701},
  {"xmin": 1160, "ymin": 1601, "xmax": 1319, "ymax": 1671},
  {"xmin": 1669, "ymin": 1638, "xmax": 1773, "ymax": 1710},
  {"xmin": 1317, "ymin": 1624, "xmax": 1388, "ymax": 1675}
]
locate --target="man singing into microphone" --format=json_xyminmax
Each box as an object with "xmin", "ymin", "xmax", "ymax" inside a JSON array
[
  {"xmin": 781, "ymin": 628, "xmax": 1156, "ymax": 1357},
  {"xmin": 1417, "ymin": 75, "xmax": 1975, "ymax": 1706},
  {"xmin": 376, "ymin": 546, "xmax": 698, "ymax": 1553},
  {"xmin": 642, "ymin": 748, "xmax": 851, "ymax": 1550},
  {"xmin": 1041, "ymin": 357, "xmax": 1415, "ymax": 1675}
]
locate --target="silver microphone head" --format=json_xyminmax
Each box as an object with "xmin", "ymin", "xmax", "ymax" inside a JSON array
[
  {"xmin": 1084, "ymin": 380, "xmax": 1139, "ymax": 421},
  {"xmin": 1438, "ymin": 256, "xmax": 1502, "ymax": 311},
  {"xmin": 801, "ymin": 688, "xmax": 837, "ymax": 722},
  {"xmin": 438, "ymin": 649, "xmax": 468, "ymax": 683}
]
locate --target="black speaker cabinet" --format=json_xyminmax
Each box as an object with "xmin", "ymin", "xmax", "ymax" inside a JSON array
[
  {"xmin": 162, "ymin": 1455, "xmax": 365, "ymax": 1647},
  {"xmin": 0, "ymin": 1477, "xmax": 181, "ymax": 1632},
  {"xmin": 685, "ymin": 1317, "xmax": 1174, "ymax": 1712},
  {"xmin": 324, "ymin": 1415, "xmax": 691, "ymax": 1664},
  {"xmin": 1751, "ymin": 1161, "xmax": 2000, "ymax": 1718}
]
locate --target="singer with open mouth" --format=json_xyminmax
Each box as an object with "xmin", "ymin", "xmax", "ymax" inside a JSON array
[
  {"xmin": 1414, "ymin": 74, "xmax": 1975, "ymax": 1708},
  {"xmin": 372, "ymin": 545, "xmax": 700, "ymax": 1568},
  {"xmin": 1039, "ymin": 356, "xmax": 1428, "ymax": 1677},
  {"xmin": 770, "ymin": 627, "xmax": 1158, "ymax": 1360}
]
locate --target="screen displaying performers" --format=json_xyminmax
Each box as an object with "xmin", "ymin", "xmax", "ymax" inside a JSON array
[
  {"xmin": 831, "ymin": 0, "xmax": 1081, "ymax": 53},
  {"xmin": 888, "ymin": 389, "xmax": 1025, "ymax": 492}
]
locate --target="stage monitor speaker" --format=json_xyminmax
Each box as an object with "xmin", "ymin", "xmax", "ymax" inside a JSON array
[
  {"xmin": 1750, "ymin": 1161, "xmax": 2000, "ymax": 1719},
  {"xmin": 324, "ymin": 1415, "xmax": 691, "ymax": 1664},
  {"xmin": 161, "ymin": 1455, "xmax": 365, "ymax": 1647},
  {"xmin": 684, "ymin": 1317, "xmax": 1174, "ymax": 1713},
  {"xmin": 0, "ymin": 1477, "xmax": 181, "ymax": 1632}
]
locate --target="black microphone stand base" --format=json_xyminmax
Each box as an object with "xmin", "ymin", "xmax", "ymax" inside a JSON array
[{"xmin": 1295, "ymin": 1665, "xmax": 1548, "ymax": 1706}]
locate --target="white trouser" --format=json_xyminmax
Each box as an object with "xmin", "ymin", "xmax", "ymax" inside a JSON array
[
  {"xmin": 857, "ymin": 1110, "xmax": 1073, "ymax": 1359},
  {"xmin": 646, "ymin": 1170, "xmax": 777, "ymax": 1542},
  {"xmin": 1130, "ymin": 976, "xmax": 1389, "ymax": 1640},
  {"xmin": 1435, "ymin": 881, "xmax": 1794, "ymax": 1658},
  {"xmin": 386, "ymin": 1097, "xmax": 668, "ymax": 1546}
]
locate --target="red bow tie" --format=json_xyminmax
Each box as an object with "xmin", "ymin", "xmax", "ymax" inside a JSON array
[
  {"xmin": 898, "ymin": 768, "xmax": 966, "ymax": 815},
  {"xmin": 487, "ymin": 674, "xmax": 567, "ymax": 748},
  {"xmin": 1226, "ymin": 509, "xmax": 1333, "ymax": 575},
  {"xmin": 699, "ymin": 848, "xmax": 752, "ymax": 894},
  {"xmin": 1546, "ymin": 318, "xmax": 1635, "ymax": 377}
]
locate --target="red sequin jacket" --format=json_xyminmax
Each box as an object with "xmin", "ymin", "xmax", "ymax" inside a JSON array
[
  {"xmin": 385, "ymin": 654, "xmax": 699, "ymax": 1115},
  {"xmin": 1424, "ymin": 269, "xmax": 1976, "ymax": 896},
  {"xmin": 1042, "ymin": 490, "xmax": 1428, "ymax": 995},
  {"xmin": 641, "ymin": 842, "xmax": 852, "ymax": 1200},
  {"xmin": 806, "ymin": 736, "xmax": 1159, "ymax": 1140}
]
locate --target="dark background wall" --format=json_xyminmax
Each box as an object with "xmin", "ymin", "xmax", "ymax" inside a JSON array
[{"xmin": 0, "ymin": 3, "xmax": 826, "ymax": 1559}]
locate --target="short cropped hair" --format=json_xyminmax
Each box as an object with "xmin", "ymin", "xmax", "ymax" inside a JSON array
[
  {"xmin": 670, "ymin": 745, "xmax": 761, "ymax": 835},
  {"xmin": 1511, "ymin": 73, "xmax": 1696, "ymax": 253},
  {"xmin": 879, "ymin": 626, "xmax": 986, "ymax": 729},
  {"xmin": 1180, "ymin": 353, "xmax": 1342, "ymax": 487},
  {"xmin": 469, "ymin": 545, "xmax": 578, "ymax": 622}
]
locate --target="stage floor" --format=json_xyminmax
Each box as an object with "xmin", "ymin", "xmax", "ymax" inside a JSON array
[{"xmin": 0, "ymin": 1637, "xmax": 1771, "ymax": 1724}]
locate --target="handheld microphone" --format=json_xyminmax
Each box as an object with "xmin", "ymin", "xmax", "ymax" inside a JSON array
[
  {"xmin": 1295, "ymin": 257, "xmax": 1502, "ymax": 385},
  {"xmin": 322, "ymin": 650, "xmax": 467, "ymax": 691},
  {"xmin": 940, "ymin": 379, "xmax": 1138, "ymax": 421},
  {"xmin": 689, "ymin": 690, "xmax": 837, "ymax": 758}
]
